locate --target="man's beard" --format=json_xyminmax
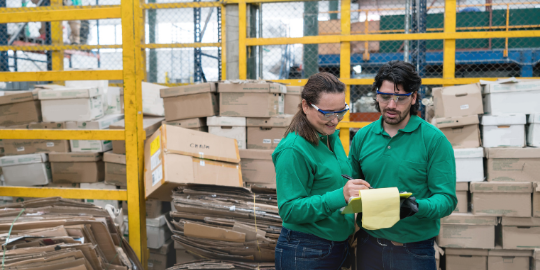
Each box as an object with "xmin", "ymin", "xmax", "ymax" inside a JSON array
[{"xmin": 382, "ymin": 104, "xmax": 411, "ymax": 125}]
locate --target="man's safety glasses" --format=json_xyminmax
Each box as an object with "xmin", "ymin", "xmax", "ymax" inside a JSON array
[
  {"xmin": 311, "ymin": 103, "xmax": 349, "ymax": 120},
  {"xmin": 376, "ymin": 90, "xmax": 413, "ymax": 105}
]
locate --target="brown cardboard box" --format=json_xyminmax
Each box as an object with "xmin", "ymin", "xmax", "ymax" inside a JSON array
[
  {"xmin": 432, "ymin": 83, "xmax": 484, "ymax": 118},
  {"xmin": 437, "ymin": 213, "xmax": 497, "ymax": 249},
  {"xmin": 165, "ymin": 118, "xmax": 206, "ymax": 129},
  {"xmin": 499, "ymin": 217, "xmax": 540, "ymax": 249},
  {"xmin": 239, "ymin": 149, "xmax": 275, "ymax": 185},
  {"xmin": 445, "ymin": 248, "xmax": 488, "ymax": 270},
  {"xmin": 49, "ymin": 152, "xmax": 104, "ymax": 183},
  {"xmin": 433, "ymin": 115, "xmax": 481, "ymax": 148},
  {"xmin": 246, "ymin": 115, "xmax": 292, "ymax": 149},
  {"xmin": 148, "ymin": 240, "xmax": 175, "ymax": 270},
  {"xmin": 161, "ymin": 82, "xmax": 218, "ymax": 121},
  {"xmin": 534, "ymin": 183, "xmax": 540, "ymax": 217},
  {"xmin": 318, "ymin": 20, "xmax": 380, "ymax": 55},
  {"xmin": 455, "ymin": 182, "xmax": 469, "ymax": 213},
  {"xmin": 488, "ymin": 248, "xmax": 532, "ymax": 270},
  {"xmin": 218, "ymin": 81, "xmax": 286, "ymax": 118},
  {"xmin": 103, "ymin": 152, "xmax": 126, "ymax": 187},
  {"xmin": 146, "ymin": 199, "xmax": 171, "ymax": 219},
  {"xmin": 534, "ymin": 249, "xmax": 540, "ymax": 270},
  {"xmin": 284, "ymin": 86, "xmax": 303, "ymax": 115},
  {"xmin": 110, "ymin": 117, "xmax": 164, "ymax": 154},
  {"xmin": 144, "ymin": 124, "xmax": 241, "ymax": 200},
  {"xmin": 3, "ymin": 122, "xmax": 69, "ymax": 155},
  {"xmin": 0, "ymin": 90, "xmax": 42, "ymax": 126},
  {"xmin": 175, "ymin": 248, "xmax": 198, "ymax": 264},
  {"xmin": 485, "ymin": 148, "xmax": 540, "ymax": 182},
  {"xmin": 471, "ymin": 182, "xmax": 532, "ymax": 217}
]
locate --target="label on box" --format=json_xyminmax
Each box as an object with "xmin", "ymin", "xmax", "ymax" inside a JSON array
[
  {"xmin": 150, "ymin": 135, "xmax": 160, "ymax": 156},
  {"xmin": 274, "ymin": 139, "xmax": 281, "ymax": 144},
  {"xmin": 460, "ymin": 104, "xmax": 469, "ymax": 110},
  {"xmin": 46, "ymin": 142, "xmax": 54, "ymax": 147},
  {"xmin": 200, "ymin": 160, "xmax": 205, "ymax": 166},
  {"xmin": 263, "ymin": 139, "xmax": 271, "ymax": 144},
  {"xmin": 152, "ymin": 165, "xmax": 163, "ymax": 186},
  {"xmin": 16, "ymin": 147, "xmax": 24, "ymax": 152},
  {"xmin": 151, "ymin": 149, "xmax": 161, "ymax": 170}
]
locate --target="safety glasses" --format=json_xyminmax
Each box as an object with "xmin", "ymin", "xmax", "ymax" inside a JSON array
[
  {"xmin": 311, "ymin": 103, "xmax": 349, "ymax": 120},
  {"xmin": 376, "ymin": 90, "xmax": 413, "ymax": 105}
]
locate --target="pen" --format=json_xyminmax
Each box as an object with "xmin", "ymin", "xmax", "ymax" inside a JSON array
[{"xmin": 341, "ymin": 174, "xmax": 374, "ymax": 189}]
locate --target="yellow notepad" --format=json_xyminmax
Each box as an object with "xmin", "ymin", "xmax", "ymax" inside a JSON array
[{"xmin": 341, "ymin": 190, "xmax": 413, "ymax": 215}]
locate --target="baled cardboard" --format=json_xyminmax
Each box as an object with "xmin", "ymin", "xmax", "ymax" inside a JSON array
[
  {"xmin": 80, "ymin": 182, "xmax": 119, "ymax": 209},
  {"xmin": 147, "ymin": 215, "xmax": 172, "ymax": 249},
  {"xmin": 432, "ymin": 83, "xmax": 484, "ymax": 118},
  {"xmin": 66, "ymin": 114, "xmax": 124, "ymax": 152},
  {"xmin": 207, "ymin": 116, "xmax": 247, "ymax": 149},
  {"xmin": 0, "ymin": 90, "xmax": 42, "ymax": 126},
  {"xmin": 239, "ymin": 149, "xmax": 275, "ymax": 185},
  {"xmin": 482, "ymin": 114, "xmax": 526, "ymax": 148},
  {"xmin": 455, "ymin": 148, "xmax": 484, "ymax": 182},
  {"xmin": 0, "ymin": 153, "xmax": 51, "ymax": 186},
  {"xmin": 455, "ymin": 182, "xmax": 469, "ymax": 213},
  {"xmin": 433, "ymin": 115, "xmax": 481, "ymax": 148},
  {"xmin": 148, "ymin": 240, "xmax": 175, "ymax": 270},
  {"xmin": 175, "ymin": 248, "xmax": 199, "ymax": 264},
  {"xmin": 534, "ymin": 183, "xmax": 540, "ymax": 218},
  {"xmin": 49, "ymin": 152, "xmax": 104, "ymax": 183},
  {"xmin": 109, "ymin": 117, "xmax": 164, "ymax": 154},
  {"xmin": 38, "ymin": 88, "xmax": 104, "ymax": 122},
  {"xmin": 437, "ymin": 213, "xmax": 497, "ymax": 249},
  {"xmin": 488, "ymin": 247, "xmax": 532, "ymax": 270},
  {"xmin": 471, "ymin": 182, "xmax": 532, "ymax": 217},
  {"xmin": 482, "ymin": 79, "xmax": 540, "ymax": 114},
  {"xmin": 218, "ymin": 81, "xmax": 286, "ymax": 118},
  {"xmin": 284, "ymin": 86, "xmax": 302, "ymax": 115},
  {"xmin": 499, "ymin": 217, "xmax": 540, "ymax": 249},
  {"xmin": 528, "ymin": 113, "xmax": 540, "ymax": 147},
  {"xmin": 103, "ymin": 152, "xmax": 126, "ymax": 187},
  {"xmin": 485, "ymin": 148, "xmax": 540, "ymax": 182},
  {"xmin": 160, "ymin": 82, "xmax": 217, "ymax": 98},
  {"xmin": 445, "ymin": 248, "xmax": 488, "ymax": 270},
  {"xmin": 184, "ymin": 222, "xmax": 245, "ymax": 242},
  {"xmin": 165, "ymin": 118, "xmax": 206, "ymax": 129},
  {"xmin": 3, "ymin": 122, "xmax": 69, "ymax": 155}
]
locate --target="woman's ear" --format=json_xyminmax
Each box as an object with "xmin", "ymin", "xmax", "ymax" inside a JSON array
[{"xmin": 302, "ymin": 99, "xmax": 309, "ymax": 115}]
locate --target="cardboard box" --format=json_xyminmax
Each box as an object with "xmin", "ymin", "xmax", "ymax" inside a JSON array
[
  {"xmin": 239, "ymin": 149, "xmax": 275, "ymax": 186},
  {"xmin": 80, "ymin": 182, "xmax": 119, "ymax": 209},
  {"xmin": 482, "ymin": 114, "xmax": 526, "ymax": 148},
  {"xmin": 66, "ymin": 114, "xmax": 124, "ymax": 152},
  {"xmin": 433, "ymin": 115, "xmax": 481, "ymax": 148},
  {"xmin": 534, "ymin": 183, "xmax": 540, "ymax": 218},
  {"xmin": 445, "ymin": 248, "xmax": 488, "ymax": 270},
  {"xmin": 528, "ymin": 113, "xmax": 540, "ymax": 147},
  {"xmin": 144, "ymin": 125, "xmax": 241, "ymax": 200},
  {"xmin": 499, "ymin": 217, "xmax": 540, "ymax": 249},
  {"xmin": 147, "ymin": 214, "xmax": 172, "ymax": 249},
  {"xmin": 146, "ymin": 199, "xmax": 171, "ymax": 219},
  {"xmin": 161, "ymin": 83, "xmax": 218, "ymax": 121},
  {"xmin": 166, "ymin": 118, "xmax": 206, "ymax": 129},
  {"xmin": 246, "ymin": 115, "xmax": 292, "ymax": 149},
  {"xmin": 148, "ymin": 240, "xmax": 175, "ymax": 270},
  {"xmin": 120, "ymin": 82, "xmax": 166, "ymax": 116},
  {"xmin": 438, "ymin": 213, "xmax": 497, "ymax": 249},
  {"xmin": 105, "ymin": 86, "xmax": 122, "ymax": 115},
  {"xmin": 284, "ymin": 86, "xmax": 302, "ymax": 115},
  {"xmin": 455, "ymin": 148, "xmax": 484, "ymax": 182},
  {"xmin": 109, "ymin": 117, "xmax": 164, "ymax": 154},
  {"xmin": 488, "ymin": 248, "xmax": 532, "ymax": 270},
  {"xmin": 218, "ymin": 81, "xmax": 286, "ymax": 118},
  {"xmin": 0, "ymin": 153, "xmax": 51, "ymax": 186},
  {"xmin": 103, "ymin": 151, "xmax": 126, "ymax": 187},
  {"xmin": 318, "ymin": 20, "xmax": 380, "ymax": 55},
  {"xmin": 175, "ymin": 248, "xmax": 198, "ymax": 264},
  {"xmin": 432, "ymin": 83, "xmax": 484, "ymax": 118},
  {"xmin": 49, "ymin": 152, "xmax": 104, "ymax": 183},
  {"xmin": 470, "ymin": 182, "xmax": 532, "ymax": 217},
  {"xmin": 207, "ymin": 116, "xmax": 247, "ymax": 149},
  {"xmin": 534, "ymin": 249, "xmax": 540, "ymax": 270},
  {"xmin": 3, "ymin": 122, "xmax": 70, "ymax": 155},
  {"xmin": 0, "ymin": 90, "xmax": 42, "ymax": 126},
  {"xmin": 485, "ymin": 147, "xmax": 540, "ymax": 182},
  {"xmin": 455, "ymin": 182, "xmax": 469, "ymax": 213},
  {"xmin": 38, "ymin": 87, "xmax": 104, "ymax": 122},
  {"xmin": 482, "ymin": 79, "xmax": 540, "ymax": 115}
]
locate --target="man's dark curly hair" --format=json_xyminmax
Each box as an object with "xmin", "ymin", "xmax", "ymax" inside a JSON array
[{"xmin": 372, "ymin": 60, "xmax": 422, "ymax": 115}]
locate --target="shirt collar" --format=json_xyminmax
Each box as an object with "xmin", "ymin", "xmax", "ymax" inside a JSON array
[
  {"xmin": 318, "ymin": 129, "xmax": 340, "ymax": 140},
  {"xmin": 372, "ymin": 115, "xmax": 422, "ymax": 135}
]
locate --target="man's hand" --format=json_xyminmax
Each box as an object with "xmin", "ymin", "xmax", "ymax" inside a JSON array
[
  {"xmin": 400, "ymin": 196, "xmax": 419, "ymax": 219},
  {"xmin": 343, "ymin": 179, "xmax": 371, "ymax": 203}
]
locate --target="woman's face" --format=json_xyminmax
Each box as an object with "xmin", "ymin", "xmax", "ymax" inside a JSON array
[{"xmin": 302, "ymin": 92, "xmax": 347, "ymax": 136}]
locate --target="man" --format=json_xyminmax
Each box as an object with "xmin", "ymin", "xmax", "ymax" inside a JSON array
[{"xmin": 349, "ymin": 60, "xmax": 456, "ymax": 269}]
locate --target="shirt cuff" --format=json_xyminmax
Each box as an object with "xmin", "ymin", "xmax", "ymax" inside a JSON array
[
  {"xmin": 416, "ymin": 199, "xmax": 429, "ymax": 219},
  {"xmin": 325, "ymin": 187, "xmax": 347, "ymax": 211}
]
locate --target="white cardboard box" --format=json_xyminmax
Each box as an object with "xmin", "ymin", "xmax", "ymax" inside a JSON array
[
  {"xmin": 38, "ymin": 88, "xmax": 104, "ymax": 122},
  {"xmin": 66, "ymin": 114, "xmax": 125, "ymax": 152},
  {"xmin": 482, "ymin": 114, "xmax": 526, "ymax": 148},
  {"xmin": 207, "ymin": 116, "xmax": 247, "ymax": 149},
  {"xmin": 147, "ymin": 214, "xmax": 172, "ymax": 249},
  {"xmin": 122, "ymin": 82, "xmax": 166, "ymax": 117},
  {"xmin": 482, "ymin": 79, "xmax": 540, "ymax": 115},
  {"xmin": 106, "ymin": 86, "xmax": 122, "ymax": 115},
  {"xmin": 528, "ymin": 113, "xmax": 540, "ymax": 147},
  {"xmin": 80, "ymin": 182, "xmax": 119, "ymax": 209},
  {"xmin": 455, "ymin": 148, "xmax": 484, "ymax": 182},
  {"xmin": 0, "ymin": 153, "xmax": 51, "ymax": 186}
]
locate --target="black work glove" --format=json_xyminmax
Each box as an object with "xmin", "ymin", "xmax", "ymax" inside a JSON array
[{"xmin": 399, "ymin": 196, "xmax": 419, "ymax": 219}]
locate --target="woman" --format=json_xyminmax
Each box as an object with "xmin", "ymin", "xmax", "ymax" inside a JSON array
[{"xmin": 273, "ymin": 72, "xmax": 371, "ymax": 270}]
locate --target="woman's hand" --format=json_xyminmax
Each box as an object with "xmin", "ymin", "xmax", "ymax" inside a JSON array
[{"xmin": 343, "ymin": 179, "xmax": 371, "ymax": 203}]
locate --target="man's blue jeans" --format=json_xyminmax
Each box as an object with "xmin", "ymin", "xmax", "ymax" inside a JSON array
[
  {"xmin": 275, "ymin": 227, "xmax": 349, "ymax": 270},
  {"xmin": 356, "ymin": 229, "xmax": 436, "ymax": 270}
]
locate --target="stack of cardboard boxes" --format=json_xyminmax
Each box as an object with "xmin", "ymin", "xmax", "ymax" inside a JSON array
[{"xmin": 432, "ymin": 78, "xmax": 540, "ymax": 270}]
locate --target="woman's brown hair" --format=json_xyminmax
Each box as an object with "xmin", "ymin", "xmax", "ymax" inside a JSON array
[{"xmin": 284, "ymin": 72, "xmax": 345, "ymax": 145}]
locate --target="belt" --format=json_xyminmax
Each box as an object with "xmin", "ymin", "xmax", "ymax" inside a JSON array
[{"xmin": 354, "ymin": 230, "xmax": 433, "ymax": 248}]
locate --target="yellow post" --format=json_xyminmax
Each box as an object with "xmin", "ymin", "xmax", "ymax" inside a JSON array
[
  {"xmin": 340, "ymin": 0, "xmax": 351, "ymax": 155},
  {"xmin": 443, "ymin": 0, "xmax": 456, "ymax": 87},
  {"xmin": 363, "ymin": 11, "xmax": 370, "ymax": 61},
  {"xmin": 221, "ymin": 6, "xmax": 227, "ymax": 80},
  {"xmin": 504, "ymin": 4, "xmax": 509, "ymax": 58},
  {"xmin": 51, "ymin": 0, "xmax": 63, "ymax": 85},
  {"xmin": 239, "ymin": 1, "xmax": 247, "ymax": 80}
]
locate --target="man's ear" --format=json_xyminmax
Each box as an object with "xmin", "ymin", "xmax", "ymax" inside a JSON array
[{"xmin": 411, "ymin": 92, "xmax": 417, "ymax": 105}]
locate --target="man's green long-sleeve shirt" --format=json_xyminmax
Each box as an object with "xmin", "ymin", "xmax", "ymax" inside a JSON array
[
  {"xmin": 349, "ymin": 115, "xmax": 457, "ymax": 243},
  {"xmin": 272, "ymin": 130, "xmax": 355, "ymax": 242}
]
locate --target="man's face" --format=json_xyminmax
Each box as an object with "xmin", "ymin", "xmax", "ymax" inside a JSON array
[{"xmin": 377, "ymin": 80, "xmax": 416, "ymax": 125}]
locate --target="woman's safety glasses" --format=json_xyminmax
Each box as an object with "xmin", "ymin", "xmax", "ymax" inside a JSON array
[
  {"xmin": 376, "ymin": 90, "xmax": 413, "ymax": 105},
  {"xmin": 311, "ymin": 103, "xmax": 349, "ymax": 120}
]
